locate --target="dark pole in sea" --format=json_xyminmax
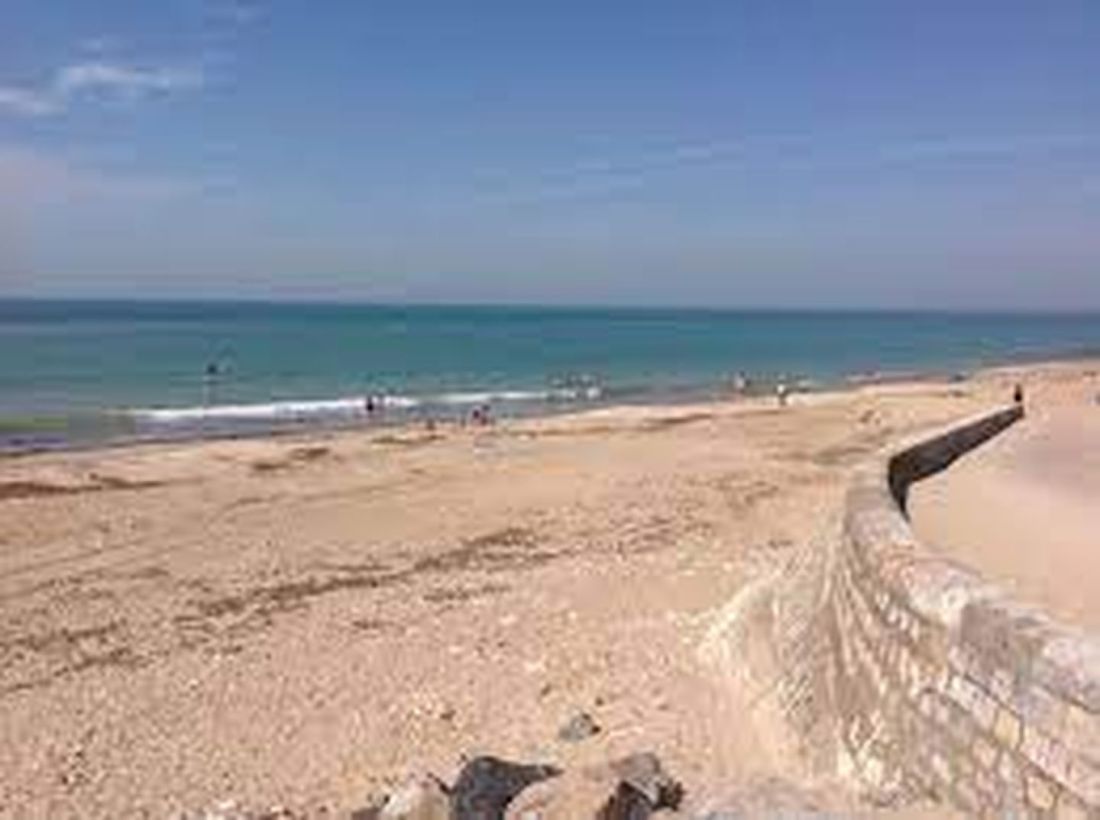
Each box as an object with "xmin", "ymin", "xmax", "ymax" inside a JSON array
[{"xmin": 203, "ymin": 361, "xmax": 219, "ymax": 418}]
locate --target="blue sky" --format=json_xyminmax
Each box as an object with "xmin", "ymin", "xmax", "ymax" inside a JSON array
[{"xmin": 1, "ymin": 1, "xmax": 1099, "ymax": 307}]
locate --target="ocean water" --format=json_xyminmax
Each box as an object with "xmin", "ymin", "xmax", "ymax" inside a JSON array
[{"xmin": 3, "ymin": 299, "xmax": 1100, "ymax": 450}]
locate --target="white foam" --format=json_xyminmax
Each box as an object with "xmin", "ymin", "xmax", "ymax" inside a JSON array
[
  {"xmin": 436, "ymin": 390, "xmax": 547, "ymax": 405},
  {"xmin": 127, "ymin": 385, "xmax": 601, "ymax": 425},
  {"xmin": 435, "ymin": 387, "xmax": 602, "ymax": 405},
  {"xmin": 130, "ymin": 396, "xmax": 400, "ymax": 423}
]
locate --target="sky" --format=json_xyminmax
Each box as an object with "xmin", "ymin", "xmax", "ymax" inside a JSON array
[{"xmin": 1, "ymin": 1, "xmax": 1099, "ymax": 308}]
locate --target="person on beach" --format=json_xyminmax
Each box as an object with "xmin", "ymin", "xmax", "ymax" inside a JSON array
[
  {"xmin": 776, "ymin": 381, "xmax": 789, "ymax": 407},
  {"xmin": 1013, "ymin": 383, "xmax": 1024, "ymax": 405},
  {"xmin": 471, "ymin": 403, "xmax": 493, "ymax": 426}
]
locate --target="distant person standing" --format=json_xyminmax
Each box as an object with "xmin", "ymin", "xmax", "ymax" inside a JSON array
[
  {"xmin": 1013, "ymin": 383, "xmax": 1024, "ymax": 406},
  {"xmin": 471, "ymin": 403, "xmax": 493, "ymax": 426},
  {"xmin": 776, "ymin": 381, "xmax": 789, "ymax": 408},
  {"xmin": 202, "ymin": 361, "xmax": 221, "ymax": 408}
]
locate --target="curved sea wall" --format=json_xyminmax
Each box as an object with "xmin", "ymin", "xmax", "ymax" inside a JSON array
[{"xmin": 831, "ymin": 404, "xmax": 1100, "ymax": 814}]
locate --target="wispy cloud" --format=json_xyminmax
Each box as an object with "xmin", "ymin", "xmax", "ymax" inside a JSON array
[
  {"xmin": 58, "ymin": 61, "xmax": 203, "ymax": 96},
  {"xmin": 0, "ymin": 87, "xmax": 60, "ymax": 117},
  {"xmin": 873, "ymin": 133, "xmax": 1097, "ymax": 164},
  {"xmin": 0, "ymin": 60, "xmax": 203, "ymax": 118}
]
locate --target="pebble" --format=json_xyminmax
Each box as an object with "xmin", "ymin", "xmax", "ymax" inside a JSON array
[{"xmin": 557, "ymin": 712, "xmax": 600, "ymax": 743}]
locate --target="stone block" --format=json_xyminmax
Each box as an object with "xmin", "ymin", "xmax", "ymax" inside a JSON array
[
  {"xmin": 930, "ymin": 753, "xmax": 952, "ymax": 784},
  {"xmin": 951, "ymin": 779, "xmax": 980, "ymax": 813},
  {"xmin": 991, "ymin": 667, "xmax": 1015, "ymax": 704},
  {"xmin": 1044, "ymin": 738, "xmax": 1074, "ymax": 785},
  {"xmin": 1062, "ymin": 759, "xmax": 1100, "ymax": 806},
  {"xmin": 1062, "ymin": 704, "xmax": 1100, "ymax": 764},
  {"xmin": 1026, "ymin": 770, "xmax": 1057, "ymax": 812},
  {"xmin": 993, "ymin": 708, "xmax": 1022, "ymax": 749},
  {"xmin": 1019, "ymin": 686, "xmax": 1068, "ymax": 738},
  {"xmin": 974, "ymin": 735, "xmax": 999, "ymax": 769}
]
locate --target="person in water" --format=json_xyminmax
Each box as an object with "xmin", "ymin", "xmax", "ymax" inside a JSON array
[{"xmin": 202, "ymin": 361, "xmax": 221, "ymax": 408}]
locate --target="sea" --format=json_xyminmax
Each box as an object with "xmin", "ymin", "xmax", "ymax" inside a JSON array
[{"xmin": 3, "ymin": 299, "xmax": 1100, "ymax": 452}]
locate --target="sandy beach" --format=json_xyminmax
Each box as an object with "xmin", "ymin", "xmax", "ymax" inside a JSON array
[{"xmin": 1, "ymin": 361, "xmax": 1097, "ymax": 817}]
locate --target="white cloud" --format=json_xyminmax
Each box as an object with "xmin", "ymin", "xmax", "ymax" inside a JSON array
[
  {"xmin": 0, "ymin": 87, "xmax": 61, "ymax": 117},
  {"xmin": 56, "ymin": 61, "xmax": 203, "ymax": 96},
  {"xmin": 0, "ymin": 60, "xmax": 203, "ymax": 118}
]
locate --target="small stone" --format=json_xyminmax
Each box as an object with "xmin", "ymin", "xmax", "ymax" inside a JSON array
[
  {"xmin": 596, "ymin": 781, "xmax": 656, "ymax": 820},
  {"xmin": 372, "ymin": 774, "xmax": 450, "ymax": 820},
  {"xmin": 557, "ymin": 712, "xmax": 600, "ymax": 743},
  {"xmin": 604, "ymin": 753, "xmax": 683, "ymax": 810}
]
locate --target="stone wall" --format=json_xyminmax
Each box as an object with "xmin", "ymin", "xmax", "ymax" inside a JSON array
[{"xmin": 833, "ymin": 404, "xmax": 1100, "ymax": 815}]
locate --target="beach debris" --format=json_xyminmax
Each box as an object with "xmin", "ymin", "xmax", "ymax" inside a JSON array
[
  {"xmin": 597, "ymin": 781, "xmax": 656, "ymax": 819},
  {"xmin": 557, "ymin": 711, "xmax": 600, "ymax": 743},
  {"xmin": 600, "ymin": 752, "xmax": 683, "ymax": 816},
  {"xmin": 450, "ymin": 756, "xmax": 561, "ymax": 819}
]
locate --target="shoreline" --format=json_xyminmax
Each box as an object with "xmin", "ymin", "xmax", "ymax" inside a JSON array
[{"xmin": 3, "ymin": 347, "xmax": 1085, "ymax": 460}]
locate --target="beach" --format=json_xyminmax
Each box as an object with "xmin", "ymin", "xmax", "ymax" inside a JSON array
[{"xmin": 1, "ymin": 360, "xmax": 1097, "ymax": 816}]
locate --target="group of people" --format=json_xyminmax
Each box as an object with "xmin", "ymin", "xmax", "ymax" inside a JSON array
[
  {"xmin": 729, "ymin": 371, "xmax": 792, "ymax": 407},
  {"xmin": 362, "ymin": 394, "xmax": 493, "ymax": 427}
]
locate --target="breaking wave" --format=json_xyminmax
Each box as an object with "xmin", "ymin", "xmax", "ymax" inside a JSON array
[{"xmin": 126, "ymin": 386, "xmax": 603, "ymax": 425}]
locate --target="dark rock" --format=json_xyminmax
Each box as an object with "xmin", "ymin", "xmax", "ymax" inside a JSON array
[
  {"xmin": 557, "ymin": 712, "xmax": 600, "ymax": 743},
  {"xmin": 450, "ymin": 756, "xmax": 561, "ymax": 820},
  {"xmin": 606, "ymin": 753, "xmax": 683, "ymax": 810},
  {"xmin": 596, "ymin": 781, "xmax": 659, "ymax": 820}
]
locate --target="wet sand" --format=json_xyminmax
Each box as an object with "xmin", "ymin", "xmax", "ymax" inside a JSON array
[
  {"xmin": 0, "ymin": 361, "xmax": 1094, "ymax": 817},
  {"xmin": 910, "ymin": 364, "xmax": 1100, "ymax": 630}
]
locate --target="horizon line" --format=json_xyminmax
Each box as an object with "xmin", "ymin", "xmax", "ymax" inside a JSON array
[{"xmin": 2, "ymin": 293, "xmax": 1100, "ymax": 316}]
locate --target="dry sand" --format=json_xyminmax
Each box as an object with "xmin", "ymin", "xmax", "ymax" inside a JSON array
[
  {"xmin": 910, "ymin": 362, "xmax": 1100, "ymax": 631},
  {"xmin": 0, "ymin": 362, "xmax": 1094, "ymax": 817}
]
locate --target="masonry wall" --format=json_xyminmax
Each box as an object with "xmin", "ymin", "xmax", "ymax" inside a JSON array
[{"xmin": 834, "ymin": 405, "xmax": 1100, "ymax": 816}]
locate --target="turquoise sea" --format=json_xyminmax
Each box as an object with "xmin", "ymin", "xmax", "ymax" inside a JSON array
[{"xmin": 3, "ymin": 299, "xmax": 1100, "ymax": 451}]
